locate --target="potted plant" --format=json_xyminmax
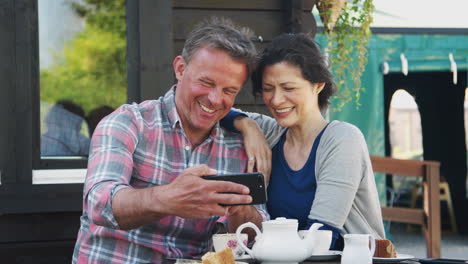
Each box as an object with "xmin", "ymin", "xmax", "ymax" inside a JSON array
[{"xmin": 317, "ymin": 0, "xmax": 375, "ymax": 109}]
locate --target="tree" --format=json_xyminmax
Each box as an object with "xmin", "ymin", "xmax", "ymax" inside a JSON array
[{"xmin": 40, "ymin": 0, "xmax": 126, "ymax": 114}]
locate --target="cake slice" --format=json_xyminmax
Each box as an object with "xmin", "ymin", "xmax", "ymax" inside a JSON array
[
  {"xmin": 201, "ymin": 247, "xmax": 236, "ymax": 264},
  {"xmin": 374, "ymin": 239, "xmax": 397, "ymax": 258}
]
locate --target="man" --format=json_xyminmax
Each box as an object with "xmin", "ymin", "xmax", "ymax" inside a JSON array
[{"xmin": 72, "ymin": 17, "xmax": 268, "ymax": 263}]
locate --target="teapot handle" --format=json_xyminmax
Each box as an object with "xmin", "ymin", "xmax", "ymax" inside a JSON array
[{"xmin": 236, "ymin": 222, "xmax": 260, "ymax": 257}]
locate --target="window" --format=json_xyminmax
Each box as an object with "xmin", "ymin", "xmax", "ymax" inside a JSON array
[{"xmin": 36, "ymin": 0, "xmax": 127, "ymax": 183}]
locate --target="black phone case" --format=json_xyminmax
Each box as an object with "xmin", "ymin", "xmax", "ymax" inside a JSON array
[{"xmin": 202, "ymin": 172, "xmax": 267, "ymax": 206}]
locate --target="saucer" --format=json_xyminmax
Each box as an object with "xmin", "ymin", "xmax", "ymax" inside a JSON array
[
  {"xmin": 260, "ymin": 262, "xmax": 299, "ymax": 264},
  {"xmin": 235, "ymin": 254, "xmax": 252, "ymax": 260},
  {"xmin": 306, "ymin": 250, "xmax": 342, "ymax": 261},
  {"xmin": 373, "ymin": 253, "xmax": 415, "ymax": 263}
]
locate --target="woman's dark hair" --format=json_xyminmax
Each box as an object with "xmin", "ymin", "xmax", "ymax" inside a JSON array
[{"xmin": 251, "ymin": 33, "xmax": 336, "ymax": 111}]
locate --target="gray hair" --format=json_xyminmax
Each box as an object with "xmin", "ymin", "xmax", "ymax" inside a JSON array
[{"xmin": 182, "ymin": 17, "xmax": 257, "ymax": 75}]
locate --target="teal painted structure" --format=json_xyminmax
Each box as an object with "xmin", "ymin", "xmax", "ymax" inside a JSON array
[{"xmin": 316, "ymin": 34, "xmax": 468, "ymax": 203}]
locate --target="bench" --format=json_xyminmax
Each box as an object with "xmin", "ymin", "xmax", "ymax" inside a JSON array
[{"xmin": 370, "ymin": 156, "xmax": 441, "ymax": 258}]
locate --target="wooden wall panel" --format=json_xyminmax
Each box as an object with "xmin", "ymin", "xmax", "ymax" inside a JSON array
[
  {"xmin": 173, "ymin": 9, "xmax": 314, "ymax": 42},
  {"xmin": 14, "ymin": 0, "xmax": 36, "ymax": 184},
  {"xmin": 0, "ymin": 241, "xmax": 75, "ymax": 264},
  {"xmin": 133, "ymin": 1, "xmax": 316, "ymax": 114},
  {"xmin": 173, "ymin": 0, "xmax": 315, "ymax": 10},
  {"xmin": 174, "ymin": 0, "xmax": 285, "ymax": 10},
  {"xmin": 171, "ymin": 3, "xmax": 316, "ymax": 109},
  {"xmin": 0, "ymin": 212, "xmax": 80, "ymax": 243},
  {"xmin": 0, "ymin": 0, "xmax": 16, "ymax": 185},
  {"xmin": 127, "ymin": 1, "xmax": 175, "ymax": 102},
  {"xmin": 126, "ymin": 0, "xmax": 141, "ymax": 103},
  {"xmin": 140, "ymin": 1, "xmax": 174, "ymax": 101}
]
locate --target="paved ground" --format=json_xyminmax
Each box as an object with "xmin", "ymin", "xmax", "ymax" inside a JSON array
[{"xmin": 389, "ymin": 223, "xmax": 468, "ymax": 259}]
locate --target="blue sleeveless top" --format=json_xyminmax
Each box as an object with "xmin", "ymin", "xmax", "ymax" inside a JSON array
[
  {"xmin": 266, "ymin": 124, "xmax": 343, "ymax": 250},
  {"xmin": 220, "ymin": 110, "xmax": 343, "ymax": 249}
]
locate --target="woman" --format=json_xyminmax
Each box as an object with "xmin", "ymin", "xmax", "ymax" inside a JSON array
[{"xmin": 223, "ymin": 33, "xmax": 385, "ymax": 249}]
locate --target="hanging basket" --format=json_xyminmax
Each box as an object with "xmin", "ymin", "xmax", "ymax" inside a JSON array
[{"xmin": 317, "ymin": 0, "xmax": 347, "ymax": 32}]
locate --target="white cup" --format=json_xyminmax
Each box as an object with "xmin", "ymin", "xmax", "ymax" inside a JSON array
[
  {"xmin": 212, "ymin": 233, "xmax": 248, "ymax": 258},
  {"xmin": 298, "ymin": 229, "xmax": 332, "ymax": 255}
]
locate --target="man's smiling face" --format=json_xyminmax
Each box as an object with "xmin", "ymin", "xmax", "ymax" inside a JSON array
[{"xmin": 173, "ymin": 47, "xmax": 248, "ymax": 142}]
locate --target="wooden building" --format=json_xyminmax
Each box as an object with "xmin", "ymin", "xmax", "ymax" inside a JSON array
[
  {"xmin": 0, "ymin": 1, "xmax": 317, "ymax": 262},
  {"xmin": 1, "ymin": 0, "xmax": 467, "ymax": 262}
]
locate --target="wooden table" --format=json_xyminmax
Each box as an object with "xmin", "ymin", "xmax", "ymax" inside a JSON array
[
  {"xmin": 166, "ymin": 258, "xmax": 422, "ymax": 264},
  {"xmin": 250, "ymin": 261, "xmax": 420, "ymax": 264},
  {"xmin": 300, "ymin": 261, "xmax": 420, "ymax": 264}
]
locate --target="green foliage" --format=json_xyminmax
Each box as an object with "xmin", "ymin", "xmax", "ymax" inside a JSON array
[
  {"xmin": 40, "ymin": 0, "xmax": 126, "ymax": 114},
  {"xmin": 71, "ymin": 0, "xmax": 126, "ymax": 38},
  {"xmin": 320, "ymin": 0, "xmax": 374, "ymax": 110}
]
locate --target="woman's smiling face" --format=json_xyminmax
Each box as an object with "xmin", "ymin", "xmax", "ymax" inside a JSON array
[{"xmin": 261, "ymin": 62, "xmax": 323, "ymax": 128}]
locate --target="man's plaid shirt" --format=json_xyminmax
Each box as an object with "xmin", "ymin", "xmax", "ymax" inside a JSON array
[{"xmin": 73, "ymin": 88, "xmax": 268, "ymax": 263}]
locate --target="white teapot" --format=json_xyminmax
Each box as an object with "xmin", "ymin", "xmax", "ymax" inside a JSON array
[{"xmin": 236, "ymin": 217, "xmax": 329, "ymax": 264}]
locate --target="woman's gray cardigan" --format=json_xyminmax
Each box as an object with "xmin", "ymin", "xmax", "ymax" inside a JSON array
[{"xmin": 247, "ymin": 113, "xmax": 385, "ymax": 238}]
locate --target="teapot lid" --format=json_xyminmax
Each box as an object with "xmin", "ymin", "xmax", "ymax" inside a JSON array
[{"xmin": 264, "ymin": 217, "xmax": 298, "ymax": 225}]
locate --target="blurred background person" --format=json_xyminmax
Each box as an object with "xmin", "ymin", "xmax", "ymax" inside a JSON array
[
  {"xmin": 41, "ymin": 99, "xmax": 90, "ymax": 156},
  {"xmin": 86, "ymin": 105, "xmax": 114, "ymax": 136}
]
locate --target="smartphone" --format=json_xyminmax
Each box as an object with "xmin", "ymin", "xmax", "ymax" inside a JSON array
[{"xmin": 202, "ymin": 172, "xmax": 267, "ymax": 206}]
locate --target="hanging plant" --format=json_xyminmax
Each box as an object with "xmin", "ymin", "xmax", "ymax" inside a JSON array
[{"xmin": 317, "ymin": 0, "xmax": 375, "ymax": 110}]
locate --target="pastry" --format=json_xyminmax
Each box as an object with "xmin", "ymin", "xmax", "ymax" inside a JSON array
[
  {"xmin": 374, "ymin": 238, "xmax": 397, "ymax": 258},
  {"xmin": 201, "ymin": 247, "xmax": 236, "ymax": 264}
]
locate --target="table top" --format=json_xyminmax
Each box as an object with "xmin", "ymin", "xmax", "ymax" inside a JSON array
[
  {"xmin": 166, "ymin": 258, "xmax": 422, "ymax": 264},
  {"xmin": 244, "ymin": 260, "xmax": 421, "ymax": 264}
]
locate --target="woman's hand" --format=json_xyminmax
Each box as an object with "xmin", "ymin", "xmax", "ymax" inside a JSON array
[{"xmin": 234, "ymin": 116, "xmax": 272, "ymax": 184}]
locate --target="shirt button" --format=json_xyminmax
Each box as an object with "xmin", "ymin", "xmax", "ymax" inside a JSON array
[{"xmin": 185, "ymin": 146, "xmax": 190, "ymax": 151}]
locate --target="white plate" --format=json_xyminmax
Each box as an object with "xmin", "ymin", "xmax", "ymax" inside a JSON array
[
  {"xmin": 306, "ymin": 250, "xmax": 342, "ymax": 261},
  {"xmin": 373, "ymin": 253, "xmax": 415, "ymax": 263}
]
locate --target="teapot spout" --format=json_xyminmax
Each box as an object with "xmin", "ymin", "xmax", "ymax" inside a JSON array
[
  {"xmin": 308, "ymin": 223, "xmax": 323, "ymax": 233},
  {"xmin": 302, "ymin": 223, "xmax": 323, "ymax": 254}
]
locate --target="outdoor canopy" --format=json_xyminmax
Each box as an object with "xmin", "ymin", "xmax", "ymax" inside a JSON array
[{"xmin": 316, "ymin": 34, "xmax": 468, "ymax": 203}]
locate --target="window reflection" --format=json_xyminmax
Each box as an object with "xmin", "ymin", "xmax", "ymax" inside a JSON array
[
  {"xmin": 86, "ymin": 105, "xmax": 114, "ymax": 136},
  {"xmin": 38, "ymin": 0, "xmax": 126, "ymax": 158},
  {"xmin": 41, "ymin": 100, "xmax": 90, "ymax": 156}
]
